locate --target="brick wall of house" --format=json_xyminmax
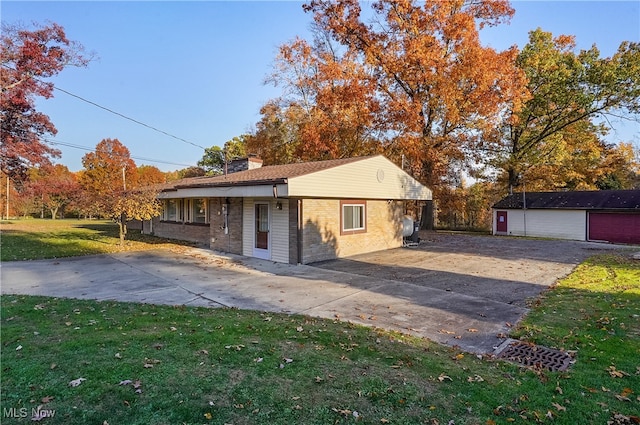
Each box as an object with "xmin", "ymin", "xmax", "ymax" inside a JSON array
[
  {"xmin": 209, "ymin": 197, "xmax": 243, "ymax": 254},
  {"xmin": 146, "ymin": 218, "xmax": 210, "ymax": 246},
  {"xmin": 301, "ymin": 199, "xmax": 404, "ymax": 264}
]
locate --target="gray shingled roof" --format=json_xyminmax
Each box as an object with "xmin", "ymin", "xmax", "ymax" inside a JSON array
[
  {"xmin": 160, "ymin": 156, "xmax": 374, "ymax": 192},
  {"xmin": 493, "ymin": 190, "xmax": 640, "ymax": 210}
]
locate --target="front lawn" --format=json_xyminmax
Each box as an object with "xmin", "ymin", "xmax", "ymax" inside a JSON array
[
  {"xmin": 1, "ymin": 254, "xmax": 638, "ymax": 424},
  {"xmin": 0, "ymin": 219, "xmax": 194, "ymax": 261}
]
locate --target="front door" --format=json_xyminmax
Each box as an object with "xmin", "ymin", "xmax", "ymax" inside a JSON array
[
  {"xmin": 253, "ymin": 203, "xmax": 270, "ymax": 259},
  {"xmin": 496, "ymin": 211, "xmax": 507, "ymax": 233}
]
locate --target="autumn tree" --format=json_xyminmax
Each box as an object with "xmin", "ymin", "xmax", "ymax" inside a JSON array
[
  {"xmin": 172, "ymin": 166, "xmax": 206, "ymax": 179},
  {"xmin": 251, "ymin": 0, "xmax": 526, "ymax": 190},
  {"xmin": 136, "ymin": 165, "xmax": 166, "ymax": 187},
  {"xmin": 24, "ymin": 164, "xmax": 80, "ymax": 219},
  {"xmin": 496, "ymin": 29, "xmax": 640, "ymax": 191},
  {"xmin": 1, "ymin": 22, "xmax": 91, "ymax": 182},
  {"xmin": 80, "ymin": 138, "xmax": 160, "ymax": 244},
  {"xmin": 198, "ymin": 135, "xmax": 248, "ymax": 175}
]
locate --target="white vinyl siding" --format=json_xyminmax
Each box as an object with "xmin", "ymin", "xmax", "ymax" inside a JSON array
[
  {"xmin": 241, "ymin": 198, "xmax": 289, "ymax": 263},
  {"xmin": 287, "ymin": 156, "xmax": 431, "ymax": 200},
  {"xmin": 242, "ymin": 199, "xmax": 254, "ymax": 258},
  {"xmin": 270, "ymin": 201, "xmax": 289, "ymax": 263},
  {"xmin": 498, "ymin": 209, "xmax": 586, "ymax": 240}
]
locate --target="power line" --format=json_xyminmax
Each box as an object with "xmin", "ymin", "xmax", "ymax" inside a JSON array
[
  {"xmin": 2, "ymin": 64, "xmax": 207, "ymax": 151},
  {"xmin": 52, "ymin": 86, "xmax": 207, "ymax": 150},
  {"xmin": 46, "ymin": 139, "xmax": 196, "ymax": 168}
]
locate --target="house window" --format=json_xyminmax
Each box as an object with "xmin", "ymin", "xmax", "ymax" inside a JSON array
[
  {"xmin": 165, "ymin": 199, "xmax": 178, "ymax": 221},
  {"xmin": 341, "ymin": 200, "xmax": 366, "ymax": 235},
  {"xmin": 191, "ymin": 198, "xmax": 208, "ymax": 223}
]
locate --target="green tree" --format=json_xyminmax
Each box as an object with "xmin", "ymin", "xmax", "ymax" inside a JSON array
[
  {"xmin": 198, "ymin": 136, "xmax": 248, "ymax": 175},
  {"xmin": 496, "ymin": 29, "xmax": 640, "ymax": 191}
]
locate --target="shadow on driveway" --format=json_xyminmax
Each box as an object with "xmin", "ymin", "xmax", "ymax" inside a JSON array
[{"xmin": 1, "ymin": 234, "xmax": 626, "ymax": 353}]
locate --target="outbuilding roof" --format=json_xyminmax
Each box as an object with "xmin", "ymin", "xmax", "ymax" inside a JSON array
[{"xmin": 493, "ymin": 190, "xmax": 640, "ymax": 210}]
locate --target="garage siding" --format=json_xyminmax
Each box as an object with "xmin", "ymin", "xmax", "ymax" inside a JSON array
[
  {"xmin": 588, "ymin": 212, "xmax": 640, "ymax": 244},
  {"xmin": 501, "ymin": 209, "xmax": 586, "ymax": 240}
]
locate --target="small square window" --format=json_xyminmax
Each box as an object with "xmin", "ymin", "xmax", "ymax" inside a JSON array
[{"xmin": 341, "ymin": 201, "xmax": 366, "ymax": 234}]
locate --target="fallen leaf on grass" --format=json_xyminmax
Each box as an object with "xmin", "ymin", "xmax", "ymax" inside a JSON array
[
  {"xmin": 143, "ymin": 358, "xmax": 161, "ymax": 368},
  {"xmin": 69, "ymin": 378, "xmax": 86, "ymax": 387},
  {"xmin": 438, "ymin": 374, "xmax": 452, "ymax": 382},
  {"xmin": 332, "ymin": 408, "xmax": 352, "ymax": 417},
  {"xmin": 41, "ymin": 396, "xmax": 54, "ymax": 403},
  {"xmin": 114, "ymin": 353, "xmax": 122, "ymax": 359},
  {"xmin": 552, "ymin": 402, "xmax": 566, "ymax": 412},
  {"xmin": 607, "ymin": 366, "xmax": 629, "ymax": 378},
  {"xmin": 16, "ymin": 344, "xmax": 23, "ymax": 351},
  {"xmin": 467, "ymin": 375, "xmax": 484, "ymax": 382}
]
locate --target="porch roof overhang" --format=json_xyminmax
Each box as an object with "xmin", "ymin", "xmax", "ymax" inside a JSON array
[{"xmin": 158, "ymin": 180, "xmax": 289, "ymax": 199}]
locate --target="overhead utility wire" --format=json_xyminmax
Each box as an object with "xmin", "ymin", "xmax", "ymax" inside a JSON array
[
  {"xmin": 46, "ymin": 139, "xmax": 195, "ymax": 168},
  {"xmin": 2, "ymin": 64, "xmax": 207, "ymax": 151},
  {"xmin": 52, "ymin": 86, "xmax": 207, "ymax": 150}
]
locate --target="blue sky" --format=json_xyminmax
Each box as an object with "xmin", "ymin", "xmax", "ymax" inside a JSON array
[{"xmin": 3, "ymin": 1, "xmax": 639, "ymax": 172}]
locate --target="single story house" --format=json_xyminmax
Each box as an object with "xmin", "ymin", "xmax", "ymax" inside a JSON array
[
  {"xmin": 492, "ymin": 190, "xmax": 640, "ymax": 244},
  {"xmin": 143, "ymin": 155, "xmax": 432, "ymax": 264}
]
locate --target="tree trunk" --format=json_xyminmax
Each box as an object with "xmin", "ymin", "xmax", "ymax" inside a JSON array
[
  {"xmin": 119, "ymin": 213, "xmax": 127, "ymax": 246},
  {"xmin": 50, "ymin": 208, "xmax": 58, "ymax": 219}
]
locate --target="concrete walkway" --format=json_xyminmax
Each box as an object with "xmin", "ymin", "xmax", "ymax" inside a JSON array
[{"xmin": 2, "ymin": 236, "xmax": 627, "ymax": 353}]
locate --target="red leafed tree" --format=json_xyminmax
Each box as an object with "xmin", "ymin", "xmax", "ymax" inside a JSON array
[
  {"xmin": 0, "ymin": 22, "xmax": 90, "ymax": 181},
  {"xmin": 24, "ymin": 164, "xmax": 81, "ymax": 219}
]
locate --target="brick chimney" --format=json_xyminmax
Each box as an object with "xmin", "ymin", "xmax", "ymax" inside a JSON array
[{"xmin": 227, "ymin": 155, "xmax": 263, "ymax": 174}]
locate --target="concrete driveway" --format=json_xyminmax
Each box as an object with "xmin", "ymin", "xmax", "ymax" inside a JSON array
[{"xmin": 1, "ymin": 234, "xmax": 624, "ymax": 354}]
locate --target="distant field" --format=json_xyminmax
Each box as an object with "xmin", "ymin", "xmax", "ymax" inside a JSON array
[{"xmin": 0, "ymin": 219, "xmax": 193, "ymax": 261}]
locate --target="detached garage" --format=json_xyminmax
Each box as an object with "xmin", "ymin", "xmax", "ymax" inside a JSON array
[{"xmin": 492, "ymin": 190, "xmax": 640, "ymax": 244}]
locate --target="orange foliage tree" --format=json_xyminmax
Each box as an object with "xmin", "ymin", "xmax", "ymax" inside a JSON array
[
  {"xmin": 249, "ymin": 0, "xmax": 527, "ymax": 190},
  {"xmin": 79, "ymin": 139, "xmax": 160, "ymax": 244}
]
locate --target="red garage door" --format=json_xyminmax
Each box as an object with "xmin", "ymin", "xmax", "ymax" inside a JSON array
[{"xmin": 588, "ymin": 212, "xmax": 640, "ymax": 244}]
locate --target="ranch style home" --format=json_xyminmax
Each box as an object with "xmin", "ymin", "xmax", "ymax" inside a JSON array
[
  {"xmin": 492, "ymin": 189, "xmax": 640, "ymax": 244},
  {"xmin": 143, "ymin": 155, "xmax": 432, "ymax": 264}
]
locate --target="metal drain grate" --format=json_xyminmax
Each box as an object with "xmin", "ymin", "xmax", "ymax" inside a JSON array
[{"xmin": 494, "ymin": 340, "xmax": 574, "ymax": 372}]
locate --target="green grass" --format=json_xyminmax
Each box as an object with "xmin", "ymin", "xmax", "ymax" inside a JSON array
[
  {"xmin": 0, "ymin": 219, "xmax": 194, "ymax": 261},
  {"xmin": 2, "ymin": 254, "xmax": 639, "ymax": 424}
]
